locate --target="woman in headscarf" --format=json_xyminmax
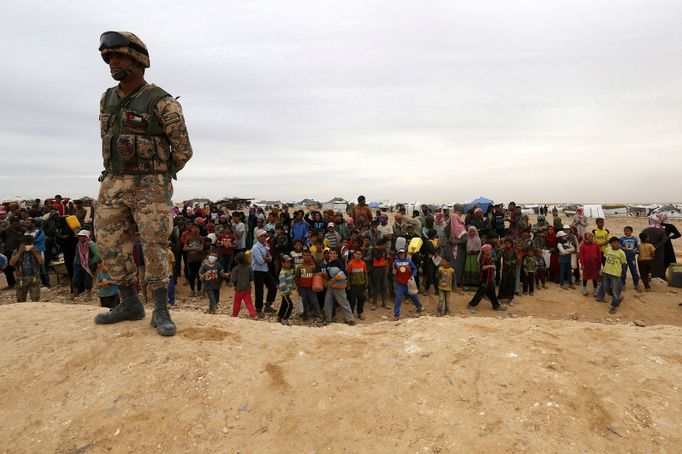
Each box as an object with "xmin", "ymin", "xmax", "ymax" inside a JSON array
[
  {"xmin": 462, "ymin": 226, "xmax": 482, "ymax": 291},
  {"xmin": 571, "ymin": 207, "xmax": 589, "ymax": 242},
  {"xmin": 643, "ymin": 213, "xmax": 680, "ymax": 279},
  {"xmin": 449, "ymin": 211, "xmax": 468, "ymax": 287},
  {"xmin": 517, "ymin": 215, "xmax": 531, "ymax": 237}
]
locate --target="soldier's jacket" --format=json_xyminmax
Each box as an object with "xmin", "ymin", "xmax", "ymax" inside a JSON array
[{"xmin": 99, "ymin": 83, "xmax": 192, "ymax": 178}]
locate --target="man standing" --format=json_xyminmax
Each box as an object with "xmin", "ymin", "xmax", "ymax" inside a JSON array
[
  {"xmin": 94, "ymin": 31, "xmax": 193, "ymax": 336},
  {"xmin": 251, "ymin": 229, "xmax": 277, "ymax": 315},
  {"xmin": 351, "ymin": 195, "xmax": 373, "ymax": 228}
]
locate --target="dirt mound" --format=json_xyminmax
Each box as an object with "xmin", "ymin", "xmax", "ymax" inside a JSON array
[{"xmin": 0, "ymin": 303, "xmax": 681, "ymax": 453}]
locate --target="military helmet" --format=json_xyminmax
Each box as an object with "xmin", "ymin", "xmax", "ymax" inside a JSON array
[{"xmin": 99, "ymin": 31, "xmax": 150, "ymax": 68}]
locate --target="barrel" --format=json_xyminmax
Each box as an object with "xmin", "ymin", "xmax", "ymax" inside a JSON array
[
  {"xmin": 65, "ymin": 215, "xmax": 81, "ymax": 231},
  {"xmin": 312, "ymin": 273, "xmax": 324, "ymax": 292}
]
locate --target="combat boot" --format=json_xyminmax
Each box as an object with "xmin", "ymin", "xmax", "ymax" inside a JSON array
[
  {"xmin": 150, "ymin": 287, "xmax": 176, "ymax": 336},
  {"xmin": 94, "ymin": 285, "xmax": 145, "ymax": 324}
]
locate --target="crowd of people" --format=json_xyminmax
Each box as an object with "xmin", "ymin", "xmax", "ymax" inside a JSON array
[{"xmin": 1, "ymin": 195, "xmax": 680, "ymax": 321}]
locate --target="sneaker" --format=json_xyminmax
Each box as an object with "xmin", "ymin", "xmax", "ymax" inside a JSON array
[
  {"xmin": 608, "ymin": 306, "xmax": 617, "ymax": 314},
  {"xmin": 529, "ymin": 292, "xmax": 534, "ymax": 296},
  {"xmin": 466, "ymin": 304, "xmax": 477, "ymax": 313},
  {"xmin": 617, "ymin": 295, "xmax": 624, "ymax": 303},
  {"xmin": 346, "ymin": 320, "xmax": 357, "ymax": 326},
  {"xmin": 581, "ymin": 287, "xmax": 588, "ymax": 296},
  {"xmin": 371, "ymin": 304, "xmax": 377, "ymax": 310},
  {"xmin": 415, "ymin": 306, "xmax": 424, "ymax": 314},
  {"xmin": 592, "ymin": 288, "xmax": 599, "ymax": 297},
  {"xmin": 280, "ymin": 319, "xmax": 290, "ymax": 326},
  {"xmin": 568, "ymin": 285, "xmax": 576, "ymax": 289},
  {"xmin": 645, "ymin": 287, "xmax": 651, "ymax": 292},
  {"xmin": 495, "ymin": 305, "xmax": 507, "ymax": 312},
  {"xmin": 523, "ymin": 291, "xmax": 528, "ymax": 296},
  {"xmin": 560, "ymin": 285, "xmax": 568, "ymax": 290},
  {"xmin": 436, "ymin": 312, "xmax": 442, "ymax": 317},
  {"xmin": 357, "ymin": 313, "xmax": 365, "ymax": 320},
  {"xmin": 635, "ymin": 286, "xmax": 643, "ymax": 293},
  {"xmin": 596, "ymin": 298, "xmax": 606, "ymax": 303},
  {"xmin": 264, "ymin": 306, "xmax": 275, "ymax": 313},
  {"xmin": 393, "ymin": 315, "xmax": 400, "ymax": 321}
]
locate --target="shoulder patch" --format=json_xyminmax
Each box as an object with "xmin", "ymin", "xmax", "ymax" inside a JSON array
[{"xmin": 161, "ymin": 112, "xmax": 181, "ymax": 126}]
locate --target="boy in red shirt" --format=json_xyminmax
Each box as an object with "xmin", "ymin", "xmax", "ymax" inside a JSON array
[
  {"xmin": 392, "ymin": 248, "xmax": 423, "ymax": 321},
  {"xmin": 295, "ymin": 250, "xmax": 320, "ymax": 321}
]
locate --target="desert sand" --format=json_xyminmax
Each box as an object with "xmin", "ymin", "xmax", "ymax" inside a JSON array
[{"xmin": 0, "ymin": 215, "xmax": 681, "ymax": 453}]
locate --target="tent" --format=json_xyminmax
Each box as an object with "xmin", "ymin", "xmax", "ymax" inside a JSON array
[
  {"xmin": 322, "ymin": 197, "xmax": 348, "ymax": 212},
  {"xmin": 655, "ymin": 204, "xmax": 682, "ymax": 219},
  {"xmin": 581, "ymin": 204, "xmax": 605, "ymax": 219},
  {"xmin": 367, "ymin": 201, "xmax": 381, "ymax": 208},
  {"xmin": 464, "ymin": 196, "xmax": 494, "ymax": 213}
]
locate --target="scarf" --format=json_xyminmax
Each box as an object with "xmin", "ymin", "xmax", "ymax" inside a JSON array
[
  {"xmin": 450, "ymin": 213, "xmax": 466, "ymax": 240},
  {"xmin": 78, "ymin": 239, "xmax": 93, "ymax": 277},
  {"xmin": 434, "ymin": 213, "xmax": 444, "ymax": 225},
  {"xmin": 466, "ymin": 227, "xmax": 481, "ymax": 253},
  {"xmin": 649, "ymin": 213, "xmax": 667, "ymax": 228}
]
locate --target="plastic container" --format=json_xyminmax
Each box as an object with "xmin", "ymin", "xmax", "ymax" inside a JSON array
[
  {"xmin": 65, "ymin": 215, "xmax": 81, "ymax": 231},
  {"xmin": 312, "ymin": 273, "xmax": 324, "ymax": 292},
  {"xmin": 671, "ymin": 271, "xmax": 682, "ymax": 288},
  {"xmin": 666, "ymin": 263, "xmax": 682, "ymax": 283},
  {"xmin": 395, "ymin": 237, "xmax": 407, "ymax": 251},
  {"xmin": 408, "ymin": 237, "xmax": 423, "ymax": 255}
]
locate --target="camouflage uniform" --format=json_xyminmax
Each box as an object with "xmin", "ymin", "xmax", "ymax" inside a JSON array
[{"xmin": 95, "ymin": 84, "xmax": 192, "ymax": 291}]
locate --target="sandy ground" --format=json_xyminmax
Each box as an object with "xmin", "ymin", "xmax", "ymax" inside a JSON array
[
  {"xmin": 0, "ymin": 215, "xmax": 681, "ymax": 453},
  {"xmin": 0, "ymin": 304, "xmax": 680, "ymax": 453}
]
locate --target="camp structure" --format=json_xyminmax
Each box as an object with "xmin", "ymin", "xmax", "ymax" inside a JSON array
[
  {"xmin": 603, "ymin": 204, "xmax": 628, "ymax": 216},
  {"xmin": 581, "ymin": 204, "xmax": 605, "ymax": 218},
  {"xmin": 215, "ymin": 197, "xmax": 254, "ymax": 210},
  {"xmin": 654, "ymin": 204, "xmax": 682, "ymax": 219},
  {"xmin": 322, "ymin": 197, "xmax": 349, "ymax": 212},
  {"xmin": 464, "ymin": 196, "xmax": 494, "ymax": 213}
]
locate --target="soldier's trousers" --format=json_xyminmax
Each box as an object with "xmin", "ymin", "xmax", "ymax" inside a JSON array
[{"xmin": 95, "ymin": 174, "xmax": 173, "ymax": 291}]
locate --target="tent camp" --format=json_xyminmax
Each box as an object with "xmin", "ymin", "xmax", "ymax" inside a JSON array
[
  {"xmin": 655, "ymin": 204, "xmax": 682, "ymax": 219},
  {"xmin": 322, "ymin": 197, "xmax": 348, "ymax": 212},
  {"xmin": 464, "ymin": 196, "xmax": 494, "ymax": 213},
  {"xmin": 581, "ymin": 204, "xmax": 605, "ymax": 218}
]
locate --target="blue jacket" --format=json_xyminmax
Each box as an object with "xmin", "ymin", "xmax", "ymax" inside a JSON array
[
  {"xmin": 291, "ymin": 221, "xmax": 310, "ymax": 242},
  {"xmin": 250, "ymin": 241, "xmax": 270, "ymax": 272}
]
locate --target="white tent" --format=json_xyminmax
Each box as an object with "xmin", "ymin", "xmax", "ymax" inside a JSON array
[{"xmin": 582, "ymin": 204, "xmax": 605, "ymax": 218}]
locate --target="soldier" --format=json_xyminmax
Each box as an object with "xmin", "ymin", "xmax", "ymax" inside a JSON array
[{"xmin": 94, "ymin": 31, "xmax": 193, "ymax": 336}]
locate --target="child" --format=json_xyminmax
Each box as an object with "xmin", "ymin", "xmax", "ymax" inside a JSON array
[
  {"xmin": 323, "ymin": 250, "xmax": 356, "ymax": 326},
  {"xmin": 592, "ymin": 218, "xmax": 611, "ymax": 263},
  {"xmin": 421, "ymin": 229, "xmax": 439, "ymax": 296},
  {"xmin": 637, "ymin": 232, "xmax": 655, "ymax": 292},
  {"xmin": 579, "ymin": 232, "xmax": 602, "ymax": 296},
  {"xmin": 620, "ymin": 226, "xmax": 641, "ymax": 292},
  {"xmin": 295, "ymin": 250, "xmax": 320, "ymax": 320},
  {"xmin": 324, "ymin": 222, "xmax": 341, "ymax": 251},
  {"xmin": 597, "ymin": 237, "xmax": 628, "ymax": 314},
  {"xmin": 9, "ymin": 235, "xmax": 44, "ymax": 302},
  {"xmin": 346, "ymin": 249, "xmax": 368, "ymax": 319},
  {"xmin": 436, "ymin": 260, "xmax": 455, "ymax": 316},
  {"xmin": 534, "ymin": 248, "xmax": 548, "ymax": 289},
  {"xmin": 230, "ymin": 252, "xmax": 257, "ymax": 319},
  {"xmin": 277, "ymin": 255, "xmax": 295, "ymax": 325},
  {"xmin": 166, "ymin": 243, "xmax": 176, "ymax": 306},
  {"xmin": 466, "ymin": 244, "xmax": 506, "ymax": 312},
  {"xmin": 199, "ymin": 249, "xmax": 229, "ymax": 314},
  {"xmin": 392, "ymin": 248, "xmax": 423, "ymax": 321},
  {"xmin": 522, "ymin": 249, "xmax": 537, "ymax": 296},
  {"xmin": 556, "ymin": 231, "xmax": 576, "ymax": 289},
  {"xmin": 497, "ymin": 238, "xmax": 516, "ymax": 306},
  {"xmin": 95, "ymin": 262, "xmax": 120, "ymax": 309},
  {"xmin": 370, "ymin": 238, "xmax": 389, "ymax": 309}
]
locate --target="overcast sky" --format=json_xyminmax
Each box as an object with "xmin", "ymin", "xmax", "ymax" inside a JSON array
[{"xmin": 1, "ymin": 0, "xmax": 681, "ymax": 204}]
